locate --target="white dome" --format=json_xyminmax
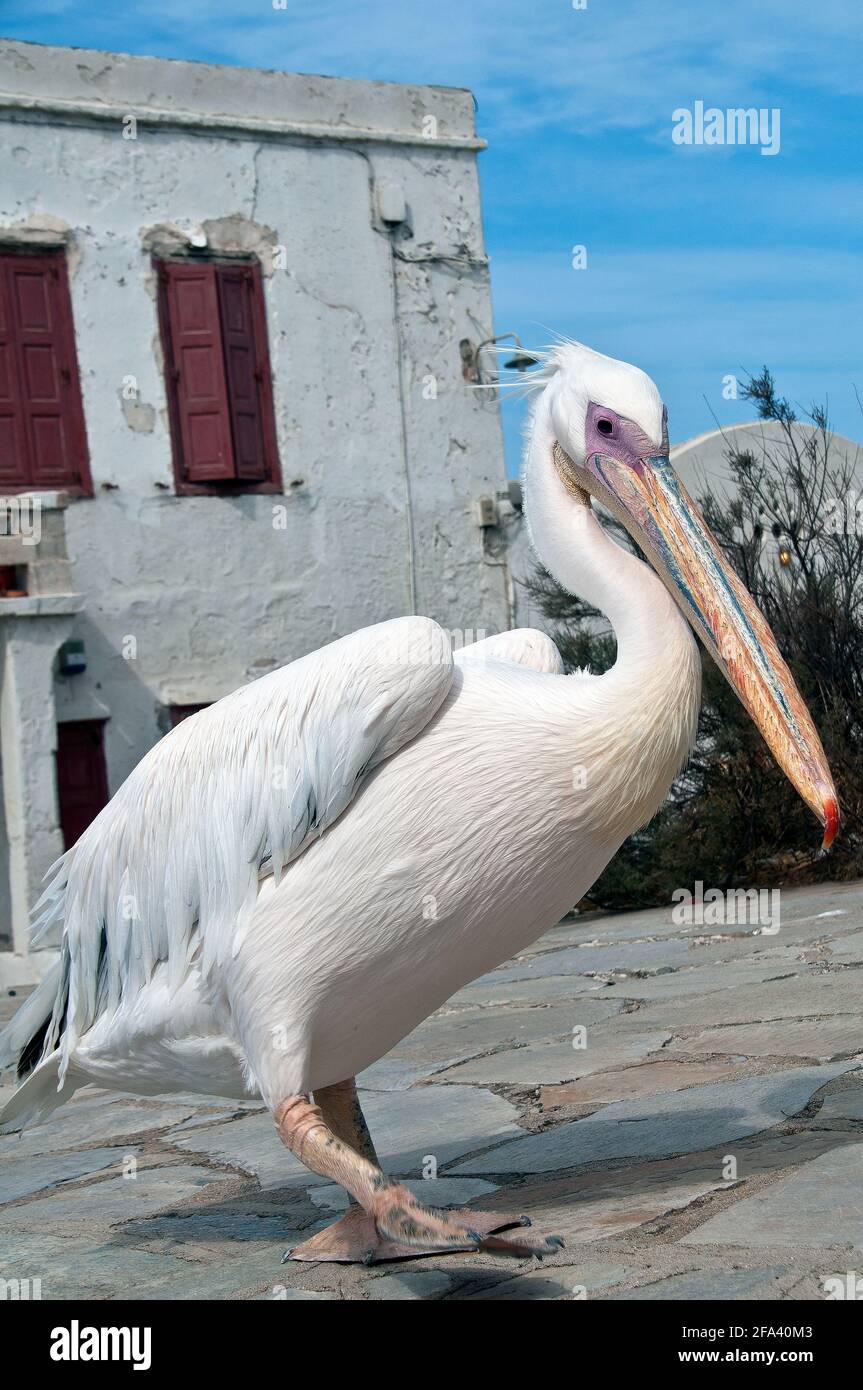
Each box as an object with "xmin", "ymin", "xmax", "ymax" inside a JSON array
[{"xmin": 671, "ymin": 421, "xmax": 863, "ymax": 503}]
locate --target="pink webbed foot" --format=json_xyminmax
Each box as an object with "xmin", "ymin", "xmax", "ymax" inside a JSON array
[
  {"xmin": 285, "ymin": 1189, "xmax": 564, "ymax": 1265},
  {"xmin": 273, "ymin": 1091, "xmax": 564, "ymax": 1265}
]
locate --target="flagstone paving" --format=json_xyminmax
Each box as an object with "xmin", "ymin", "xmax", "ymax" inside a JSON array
[{"xmin": 0, "ymin": 878, "xmax": 861, "ymax": 1301}]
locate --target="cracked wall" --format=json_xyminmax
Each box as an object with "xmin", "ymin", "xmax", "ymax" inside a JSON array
[{"xmin": 0, "ymin": 44, "xmax": 511, "ymax": 803}]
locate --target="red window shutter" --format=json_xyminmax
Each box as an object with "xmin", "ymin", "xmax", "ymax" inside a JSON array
[
  {"xmin": 158, "ymin": 262, "xmax": 235, "ymax": 482},
  {"xmin": 0, "ymin": 264, "xmax": 29, "ymax": 489},
  {"xmin": 216, "ymin": 265, "xmax": 268, "ymax": 481},
  {"xmin": 158, "ymin": 257, "xmax": 280, "ymax": 491},
  {"xmin": 0, "ymin": 252, "xmax": 90, "ymax": 492}
]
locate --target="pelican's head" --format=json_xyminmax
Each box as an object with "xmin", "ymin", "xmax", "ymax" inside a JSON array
[{"xmin": 524, "ymin": 340, "xmax": 839, "ymax": 849}]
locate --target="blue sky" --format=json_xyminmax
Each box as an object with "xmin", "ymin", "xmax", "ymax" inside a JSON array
[{"xmin": 3, "ymin": 0, "xmax": 861, "ymax": 472}]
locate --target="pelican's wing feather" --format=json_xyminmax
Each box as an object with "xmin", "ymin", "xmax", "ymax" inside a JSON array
[
  {"xmin": 33, "ymin": 617, "xmax": 453, "ymax": 1071},
  {"xmin": 455, "ymin": 628, "xmax": 564, "ymax": 675}
]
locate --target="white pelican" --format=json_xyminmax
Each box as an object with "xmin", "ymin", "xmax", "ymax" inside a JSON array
[{"xmin": 0, "ymin": 342, "xmax": 838, "ymax": 1263}]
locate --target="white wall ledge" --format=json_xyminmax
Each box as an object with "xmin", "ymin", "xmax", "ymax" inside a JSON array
[
  {"xmin": 0, "ymin": 491, "xmax": 70, "ymax": 510},
  {"xmin": 0, "ymin": 93, "xmax": 485, "ymax": 150},
  {"xmin": 0, "ymin": 594, "xmax": 83, "ymax": 618},
  {"xmin": 0, "ymin": 40, "xmax": 484, "ymax": 150}
]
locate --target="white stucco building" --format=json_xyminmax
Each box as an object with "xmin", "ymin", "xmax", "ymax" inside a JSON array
[{"xmin": 0, "ymin": 39, "xmax": 518, "ymax": 976}]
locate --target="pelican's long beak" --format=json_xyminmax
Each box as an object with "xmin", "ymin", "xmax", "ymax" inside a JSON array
[{"xmin": 554, "ymin": 440, "xmax": 839, "ymax": 849}]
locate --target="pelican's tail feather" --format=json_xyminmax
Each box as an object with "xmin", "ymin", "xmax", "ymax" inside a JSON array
[
  {"xmin": 0, "ymin": 1053, "xmax": 79, "ymax": 1134},
  {"xmin": 0, "ymin": 954, "xmax": 77, "ymax": 1134},
  {"xmin": 0, "ymin": 959, "xmax": 63, "ymax": 1075}
]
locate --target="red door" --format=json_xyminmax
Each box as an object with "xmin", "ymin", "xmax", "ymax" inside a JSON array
[{"xmin": 55, "ymin": 720, "xmax": 110, "ymax": 849}]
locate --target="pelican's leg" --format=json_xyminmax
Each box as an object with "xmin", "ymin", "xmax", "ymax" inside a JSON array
[
  {"xmin": 314, "ymin": 1076, "xmax": 380, "ymax": 1171},
  {"xmin": 276, "ymin": 1090, "xmax": 564, "ymax": 1265},
  {"xmin": 282, "ymin": 1078, "xmax": 385, "ymax": 1263}
]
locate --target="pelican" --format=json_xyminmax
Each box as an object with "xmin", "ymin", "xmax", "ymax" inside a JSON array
[{"xmin": 0, "ymin": 342, "xmax": 838, "ymax": 1264}]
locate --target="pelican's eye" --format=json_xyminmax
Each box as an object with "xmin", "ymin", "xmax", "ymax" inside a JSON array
[{"xmin": 596, "ymin": 417, "xmax": 614, "ymax": 436}]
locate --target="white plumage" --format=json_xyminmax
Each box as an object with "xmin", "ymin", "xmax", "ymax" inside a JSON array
[
  {"xmin": 1, "ymin": 339, "xmax": 831, "ymax": 1197},
  {"xmin": 29, "ymin": 616, "xmax": 455, "ymax": 1085}
]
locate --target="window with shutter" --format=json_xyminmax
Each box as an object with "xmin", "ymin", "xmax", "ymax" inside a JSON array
[
  {"xmin": 156, "ymin": 258, "xmax": 280, "ymax": 493},
  {"xmin": 0, "ymin": 249, "xmax": 92, "ymax": 494}
]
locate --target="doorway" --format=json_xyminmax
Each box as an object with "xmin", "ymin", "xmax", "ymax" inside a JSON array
[{"xmin": 55, "ymin": 720, "xmax": 109, "ymax": 849}]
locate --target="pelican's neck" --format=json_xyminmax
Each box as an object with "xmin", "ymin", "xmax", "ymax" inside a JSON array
[
  {"xmin": 525, "ymin": 429, "xmax": 692, "ymax": 679},
  {"xmin": 524, "ymin": 415, "xmax": 702, "ymax": 835}
]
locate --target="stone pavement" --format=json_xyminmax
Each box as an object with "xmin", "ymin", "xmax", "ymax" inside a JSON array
[{"xmin": 1, "ymin": 878, "xmax": 861, "ymax": 1301}]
